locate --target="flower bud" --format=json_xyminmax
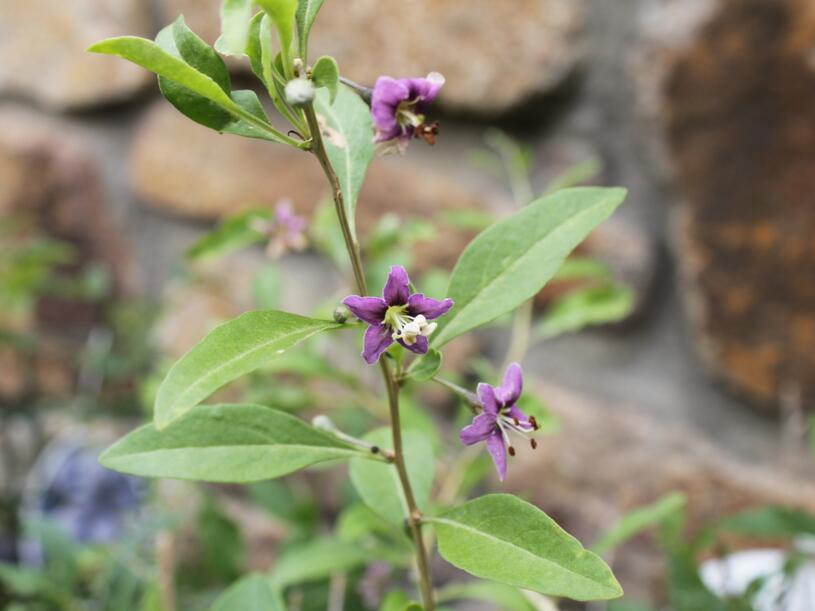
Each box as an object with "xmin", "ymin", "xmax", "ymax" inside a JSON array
[
  {"xmin": 285, "ymin": 78, "xmax": 316, "ymax": 106},
  {"xmin": 312, "ymin": 415, "xmax": 335, "ymax": 431},
  {"xmin": 333, "ymin": 304, "xmax": 350, "ymax": 324}
]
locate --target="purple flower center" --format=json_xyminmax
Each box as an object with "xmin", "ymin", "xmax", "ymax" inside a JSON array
[{"xmin": 342, "ymin": 265, "xmax": 453, "ymax": 364}]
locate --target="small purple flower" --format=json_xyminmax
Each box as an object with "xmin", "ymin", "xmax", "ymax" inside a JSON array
[
  {"xmin": 459, "ymin": 363, "xmax": 539, "ymax": 481},
  {"xmin": 371, "ymin": 72, "xmax": 445, "ymax": 152},
  {"xmin": 342, "ymin": 265, "xmax": 453, "ymax": 364},
  {"xmin": 265, "ymin": 199, "xmax": 308, "ymax": 258}
]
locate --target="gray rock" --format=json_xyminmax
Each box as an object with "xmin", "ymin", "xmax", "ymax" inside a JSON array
[
  {"xmin": 640, "ymin": 0, "xmax": 815, "ymax": 410},
  {"xmin": 0, "ymin": 0, "xmax": 153, "ymax": 110},
  {"xmin": 158, "ymin": 0, "xmax": 586, "ymax": 113}
]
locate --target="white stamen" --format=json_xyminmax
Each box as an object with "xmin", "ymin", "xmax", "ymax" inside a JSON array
[{"xmin": 386, "ymin": 309, "xmax": 437, "ymax": 344}]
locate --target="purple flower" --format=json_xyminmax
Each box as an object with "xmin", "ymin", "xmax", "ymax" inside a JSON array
[
  {"xmin": 371, "ymin": 72, "xmax": 445, "ymax": 152},
  {"xmin": 342, "ymin": 265, "xmax": 453, "ymax": 364},
  {"xmin": 265, "ymin": 199, "xmax": 308, "ymax": 258},
  {"xmin": 459, "ymin": 363, "xmax": 539, "ymax": 481}
]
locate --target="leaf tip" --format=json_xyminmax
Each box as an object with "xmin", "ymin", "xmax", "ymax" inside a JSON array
[{"xmin": 86, "ymin": 40, "xmax": 109, "ymax": 54}]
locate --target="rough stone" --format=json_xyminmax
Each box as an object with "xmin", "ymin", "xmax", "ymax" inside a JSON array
[
  {"xmin": 0, "ymin": 107, "xmax": 132, "ymax": 402},
  {"xmin": 130, "ymin": 101, "xmax": 490, "ymax": 275},
  {"xmin": 505, "ymin": 382, "xmax": 815, "ymax": 602},
  {"xmin": 0, "ymin": 0, "xmax": 152, "ymax": 110},
  {"xmin": 652, "ymin": 0, "xmax": 815, "ymax": 409},
  {"xmin": 158, "ymin": 0, "xmax": 585, "ymax": 113}
]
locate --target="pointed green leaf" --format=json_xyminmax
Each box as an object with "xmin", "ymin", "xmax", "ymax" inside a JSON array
[
  {"xmin": 715, "ymin": 505, "xmax": 815, "ymax": 539},
  {"xmin": 350, "ymin": 428, "xmax": 434, "ymax": 527},
  {"xmin": 257, "ymin": 0, "xmax": 297, "ymax": 75},
  {"xmin": 407, "ymin": 349, "xmax": 442, "ymax": 382},
  {"xmin": 186, "ymin": 208, "xmax": 272, "ymax": 260},
  {"xmin": 210, "ymin": 573, "xmax": 285, "ymax": 611},
  {"xmin": 433, "ymin": 187, "xmax": 627, "ymax": 346},
  {"xmin": 429, "ymin": 494, "xmax": 622, "ymax": 601},
  {"xmin": 296, "ymin": 0, "xmax": 325, "ymax": 58},
  {"xmin": 155, "ymin": 311, "xmax": 340, "ymax": 428},
  {"xmin": 313, "ymin": 85, "xmax": 375, "ymax": 242},
  {"xmin": 381, "ymin": 591, "xmax": 423, "ymax": 611},
  {"xmin": 88, "ymin": 30, "xmax": 289, "ymax": 144},
  {"xmin": 215, "ymin": 0, "xmax": 255, "ymax": 56},
  {"xmin": 245, "ymin": 11, "xmax": 266, "ymax": 81},
  {"xmin": 88, "ymin": 35, "xmax": 232, "ymax": 104},
  {"xmin": 251, "ymin": 14, "xmax": 301, "ymax": 122},
  {"xmin": 270, "ymin": 538, "xmax": 368, "ymax": 589},
  {"xmin": 167, "ymin": 16, "xmax": 230, "ymax": 91},
  {"xmin": 592, "ymin": 493, "xmax": 686, "ymax": 556},
  {"xmin": 154, "ymin": 18, "xmax": 281, "ymax": 142},
  {"xmin": 101, "ymin": 404, "xmax": 370, "ymax": 483},
  {"xmin": 536, "ymin": 284, "xmax": 634, "ymax": 340},
  {"xmin": 311, "ymin": 55, "xmax": 339, "ymax": 102},
  {"xmin": 437, "ymin": 581, "xmax": 536, "ymax": 611}
]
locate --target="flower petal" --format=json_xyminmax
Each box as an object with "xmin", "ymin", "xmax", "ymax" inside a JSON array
[
  {"xmin": 342, "ymin": 295, "xmax": 388, "ymax": 325},
  {"xmin": 383, "ymin": 265, "xmax": 410, "ymax": 305},
  {"xmin": 495, "ymin": 362, "xmax": 523, "ymax": 405},
  {"xmin": 506, "ymin": 405, "xmax": 531, "ymax": 426},
  {"xmin": 477, "ymin": 383, "xmax": 499, "ymax": 416},
  {"xmin": 407, "ymin": 293, "xmax": 454, "ymax": 320},
  {"xmin": 371, "ymin": 76, "xmax": 409, "ymax": 134},
  {"xmin": 362, "ymin": 324, "xmax": 394, "ymax": 364},
  {"xmin": 398, "ymin": 335, "xmax": 428, "ymax": 355},
  {"xmin": 459, "ymin": 413, "xmax": 497, "ymax": 445},
  {"xmin": 485, "ymin": 431, "xmax": 507, "ymax": 481},
  {"xmin": 405, "ymin": 72, "xmax": 445, "ymax": 111}
]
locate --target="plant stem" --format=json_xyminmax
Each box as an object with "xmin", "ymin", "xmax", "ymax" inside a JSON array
[
  {"xmin": 303, "ymin": 103, "xmax": 436, "ymax": 610},
  {"xmin": 303, "ymin": 105, "xmax": 367, "ymax": 294}
]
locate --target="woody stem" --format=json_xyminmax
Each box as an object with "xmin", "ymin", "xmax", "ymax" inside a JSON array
[{"xmin": 303, "ymin": 103, "xmax": 436, "ymax": 610}]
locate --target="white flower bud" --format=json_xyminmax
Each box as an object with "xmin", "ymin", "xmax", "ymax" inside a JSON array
[
  {"xmin": 285, "ymin": 78, "xmax": 316, "ymax": 106},
  {"xmin": 311, "ymin": 415, "xmax": 335, "ymax": 431}
]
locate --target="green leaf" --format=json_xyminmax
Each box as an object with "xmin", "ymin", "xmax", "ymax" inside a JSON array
[
  {"xmin": 154, "ymin": 310, "xmax": 339, "ymax": 428},
  {"xmin": 166, "ymin": 16, "xmax": 230, "ymax": 91},
  {"xmin": 536, "ymin": 284, "xmax": 634, "ymax": 340},
  {"xmin": 311, "ymin": 55, "xmax": 339, "ymax": 102},
  {"xmin": 270, "ymin": 538, "xmax": 368, "ymax": 589},
  {"xmin": 437, "ymin": 581, "xmax": 536, "ymax": 611},
  {"xmin": 553, "ymin": 256, "xmax": 612, "ymax": 282},
  {"xmin": 198, "ymin": 498, "xmax": 245, "ymax": 581},
  {"xmin": 592, "ymin": 493, "xmax": 686, "ymax": 556},
  {"xmin": 245, "ymin": 11, "xmax": 266, "ymax": 81},
  {"xmin": 186, "ymin": 208, "xmax": 272, "ymax": 260},
  {"xmin": 407, "ymin": 349, "xmax": 442, "ymax": 382},
  {"xmin": 88, "ymin": 35, "xmax": 230, "ymax": 102},
  {"xmin": 349, "ymin": 428, "xmax": 434, "ymax": 527},
  {"xmin": 714, "ymin": 506, "xmax": 815, "ymax": 539},
  {"xmin": 101, "ymin": 403, "xmax": 370, "ymax": 483},
  {"xmin": 381, "ymin": 591, "xmax": 423, "ymax": 611},
  {"xmin": 608, "ymin": 602, "xmax": 658, "ymax": 611},
  {"xmin": 433, "ymin": 187, "xmax": 627, "ymax": 346},
  {"xmin": 253, "ymin": 265, "xmax": 283, "ymax": 309},
  {"xmin": 257, "ymin": 0, "xmax": 297, "ymax": 75},
  {"xmin": 544, "ymin": 158, "xmax": 602, "ymax": 195},
  {"xmin": 210, "ymin": 573, "xmax": 285, "ymax": 611},
  {"xmin": 155, "ymin": 18, "xmax": 281, "ymax": 142},
  {"xmin": 296, "ymin": 0, "xmax": 325, "ymax": 58},
  {"xmin": 429, "ymin": 494, "xmax": 622, "ymax": 601},
  {"xmin": 252, "ymin": 15, "xmax": 301, "ymax": 123},
  {"xmin": 313, "ymin": 85, "xmax": 375, "ymax": 242},
  {"xmin": 88, "ymin": 29, "xmax": 287, "ymax": 144},
  {"xmin": 337, "ymin": 503, "xmax": 407, "ymax": 544},
  {"xmin": 215, "ymin": 0, "xmax": 254, "ymax": 56}
]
